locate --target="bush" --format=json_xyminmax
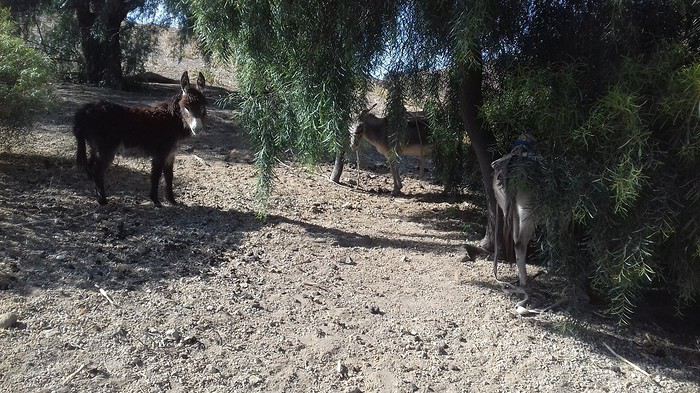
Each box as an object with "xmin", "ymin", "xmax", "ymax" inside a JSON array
[
  {"xmin": 0, "ymin": 7, "xmax": 52, "ymax": 127},
  {"xmin": 482, "ymin": 48, "xmax": 700, "ymax": 324}
]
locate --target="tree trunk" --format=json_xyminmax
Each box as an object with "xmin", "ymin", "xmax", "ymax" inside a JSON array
[
  {"xmin": 72, "ymin": 0, "xmax": 133, "ymax": 89},
  {"xmin": 102, "ymin": 13, "xmax": 125, "ymax": 89},
  {"xmin": 456, "ymin": 53, "xmax": 500, "ymax": 252},
  {"xmin": 74, "ymin": 1, "xmax": 100, "ymax": 83},
  {"xmin": 330, "ymin": 151, "xmax": 344, "ymax": 183}
]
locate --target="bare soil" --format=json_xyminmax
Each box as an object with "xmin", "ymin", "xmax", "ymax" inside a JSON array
[{"xmin": 0, "ymin": 81, "xmax": 699, "ymax": 393}]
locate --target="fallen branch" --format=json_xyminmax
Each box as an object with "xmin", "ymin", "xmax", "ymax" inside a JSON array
[
  {"xmin": 303, "ymin": 281, "xmax": 330, "ymax": 292},
  {"xmin": 61, "ymin": 362, "xmax": 88, "ymax": 385},
  {"xmin": 602, "ymin": 342, "xmax": 657, "ymax": 383}
]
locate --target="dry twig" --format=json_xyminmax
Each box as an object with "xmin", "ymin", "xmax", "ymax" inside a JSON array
[
  {"xmin": 95, "ymin": 285, "xmax": 119, "ymax": 308},
  {"xmin": 61, "ymin": 362, "xmax": 89, "ymax": 385},
  {"xmin": 303, "ymin": 281, "xmax": 330, "ymax": 292},
  {"xmin": 602, "ymin": 342, "xmax": 658, "ymax": 384}
]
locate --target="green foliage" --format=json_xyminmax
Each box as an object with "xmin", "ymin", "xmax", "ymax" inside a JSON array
[
  {"xmin": 476, "ymin": 0, "xmax": 700, "ymax": 324},
  {"xmin": 121, "ymin": 22, "xmax": 158, "ymax": 77},
  {"xmin": 40, "ymin": 11, "xmax": 82, "ymax": 80},
  {"xmin": 423, "ymin": 73, "xmax": 468, "ymax": 193},
  {"xmin": 0, "ymin": 7, "xmax": 52, "ymax": 127},
  {"xmin": 189, "ymin": 0, "xmax": 700, "ymax": 323},
  {"xmin": 384, "ymin": 73, "xmax": 407, "ymax": 165},
  {"xmin": 190, "ymin": 0, "xmax": 396, "ymax": 206},
  {"xmin": 482, "ymin": 47, "xmax": 700, "ymax": 323},
  {"xmin": 4, "ymin": 0, "xmax": 190, "ymax": 85}
]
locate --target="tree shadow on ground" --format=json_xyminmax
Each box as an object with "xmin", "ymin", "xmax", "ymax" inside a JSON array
[
  {"xmin": 1, "ymin": 150, "xmax": 460, "ymax": 295},
  {"xmin": 0, "ymin": 152, "xmax": 262, "ymax": 293},
  {"xmin": 466, "ymin": 276, "xmax": 700, "ymax": 384},
  {"xmin": 402, "ymin": 194, "xmax": 486, "ymax": 242},
  {"xmin": 266, "ymin": 215, "xmax": 462, "ymax": 255}
]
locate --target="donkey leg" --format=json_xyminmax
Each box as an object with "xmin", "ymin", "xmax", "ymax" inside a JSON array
[
  {"xmin": 514, "ymin": 239, "xmax": 528, "ymax": 288},
  {"xmin": 150, "ymin": 156, "xmax": 166, "ymax": 207},
  {"xmin": 93, "ymin": 149, "xmax": 115, "ymax": 205},
  {"xmin": 390, "ymin": 162, "xmax": 403, "ymax": 195},
  {"xmin": 163, "ymin": 153, "xmax": 177, "ymax": 205},
  {"xmin": 86, "ymin": 150, "xmax": 96, "ymax": 180},
  {"xmin": 514, "ymin": 205, "xmax": 536, "ymax": 287}
]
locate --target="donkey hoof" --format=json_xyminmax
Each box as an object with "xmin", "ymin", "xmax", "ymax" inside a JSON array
[
  {"xmin": 391, "ymin": 189, "xmax": 404, "ymax": 197},
  {"xmin": 97, "ymin": 197, "xmax": 108, "ymax": 205}
]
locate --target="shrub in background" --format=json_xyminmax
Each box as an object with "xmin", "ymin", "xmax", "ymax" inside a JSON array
[
  {"xmin": 0, "ymin": 7, "xmax": 52, "ymax": 128},
  {"xmin": 482, "ymin": 48, "xmax": 700, "ymax": 324}
]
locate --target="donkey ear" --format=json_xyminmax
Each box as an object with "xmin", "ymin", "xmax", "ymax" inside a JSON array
[
  {"xmin": 359, "ymin": 103, "xmax": 377, "ymax": 118},
  {"xmin": 196, "ymin": 72, "xmax": 206, "ymax": 90},
  {"xmin": 180, "ymin": 71, "xmax": 190, "ymax": 92}
]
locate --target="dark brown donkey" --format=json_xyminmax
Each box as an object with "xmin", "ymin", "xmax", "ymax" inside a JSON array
[{"xmin": 73, "ymin": 71, "xmax": 207, "ymax": 206}]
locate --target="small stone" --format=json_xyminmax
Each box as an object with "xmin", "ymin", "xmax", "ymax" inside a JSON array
[
  {"xmin": 341, "ymin": 256, "xmax": 356, "ymax": 265},
  {"xmin": 342, "ymin": 202, "xmax": 353, "ymax": 209},
  {"xmin": 401, "ymin": 256, "xmax": 409, "ymax": 263},
  {"xmin": 348, "ymin": 388, "xmax": 362, "ymax": 393},
  {"xmin": 181, "ymin": 335, "xmax": 199, "ymax": 346},
  {"xmin": 164, "ymin": 328, "xmax": 181, "ymax": 342},
  {"xmin": 206, "ymin": 364, "xmax": 220, "ymax": 374},
  {"xmin": 436, "ymin": 341, "xmax": 448, "ymax": 355},
  {"xmin": 248, "ymin": 374, "xmax": 263, "ymax": 386},
  {"xmin": 369, "ymin": 305, "xmax": 382, "ymax": 315},
  {"xmin": 41, "ymin": 328, "xmax": 59, "ymax": 338},
  {"xmin": 0, "ymin": 312, "xmax": 17, "ymax": 329}
]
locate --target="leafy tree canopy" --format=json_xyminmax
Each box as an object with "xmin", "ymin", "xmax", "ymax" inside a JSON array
[{"xmin": 190, "ymin": 0, "xmax": 700, "ymax": 323}]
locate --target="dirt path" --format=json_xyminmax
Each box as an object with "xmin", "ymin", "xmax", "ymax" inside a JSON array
[{"xmin": 0, "ymin": 84, "xmax": 698, "ymax": 392}]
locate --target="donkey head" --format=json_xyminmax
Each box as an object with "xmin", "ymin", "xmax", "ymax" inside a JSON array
[
  {"xmin": 178, "ymin": 71, "xmax": 207, "ymax": 136},
  {"xmin": 350, "ymin": 103, "xmax": 378, "ymax": 150}
]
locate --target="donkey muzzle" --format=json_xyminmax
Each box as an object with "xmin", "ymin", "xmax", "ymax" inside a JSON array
[{"xmin": 188, "ymin": 117, "xmax": 203, "ymax": 135}]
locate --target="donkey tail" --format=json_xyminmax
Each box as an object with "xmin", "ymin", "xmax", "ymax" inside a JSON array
[
  {"xmin": 73, "ymin": 107, "xmax": 90, "ymax": 175},
  {"xmin": 74, "ymin": 127, "xmax": 88, "ymax": 169}
]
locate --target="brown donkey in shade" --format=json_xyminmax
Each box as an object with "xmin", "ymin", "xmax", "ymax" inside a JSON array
[
  {"xmin": 350, "ymin": 105, "xmax": 432, "ymax": 195},
  {"xmin": 73, "ymin": 71, "xmax": 207, "ymax": 206}
]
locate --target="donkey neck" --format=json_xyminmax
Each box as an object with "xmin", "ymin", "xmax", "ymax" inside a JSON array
[{"xmin": 361, "ymin": 119, "xmax": 392, "ymax": 157}]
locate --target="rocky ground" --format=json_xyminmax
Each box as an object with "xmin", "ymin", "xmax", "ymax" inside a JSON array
[{"xmin": 0, "ymin": 81, "xmax": 699, "ymax": 393}]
